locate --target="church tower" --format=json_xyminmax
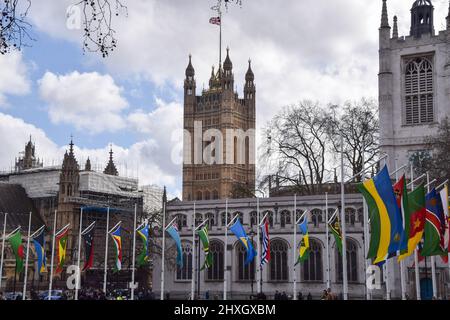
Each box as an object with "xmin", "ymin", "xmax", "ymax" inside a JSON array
[
  {"xmin": 182, "ymin": 49, "xmax": 256, "ymax": 201},
  {"xmin": 378, "ymin": 0, "xmax": 450, "ymax": 172},
  {"xmin": 56, "ymin": 138, "xmax": 80, "ymax": 266}
]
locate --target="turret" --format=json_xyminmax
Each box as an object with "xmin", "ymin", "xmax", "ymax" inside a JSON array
[
  {"xmin": 222, "ymin": 47, "xmax": 234, "ymax": 91},
  {"xmin": 244, "ymin": 59, "xmax": 255, "ymax": 101},
  {"xmin": 410, "ymin": 0, "xmax": 434, "ymax": 38}
]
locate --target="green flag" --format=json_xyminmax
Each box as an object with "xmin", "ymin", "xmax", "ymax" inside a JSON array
[
  {"xmin": 8, "ymin": 230, "xmax": 25, "ymax": 273},
  {"xmin": 136, "ymin": 224, "xmax": 150, "ymax": 267},
  {"xmin": 328, "ymin": 211, "xmax": 343, "ymax": 255},
  {"xmin": 198, "ymin": 226, "xmax": 213, "ymax": 270}
]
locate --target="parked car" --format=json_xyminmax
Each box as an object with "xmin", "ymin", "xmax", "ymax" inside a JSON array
[{"xmin": 4, "ymin": 292, "xmax": 25, "ymax": 300}]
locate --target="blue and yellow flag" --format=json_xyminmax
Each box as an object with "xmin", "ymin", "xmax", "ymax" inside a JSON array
[
  {"xmin": 230, "ymin": 219, "xmax": 256, "ymax": 265},
  {"xmin": 357, "ymin": 165, "xmax": 406, "ymax": 264},
  {"xmin": 296, "ymin": 216, "xmax": 310, "ymax": 265},
  {"xmin": 167, "ymin": 225, "xmax": 183, "ymax": 267},
  {"xmin": 32, "ymin": 227, "xmax": 46, "ymax": 274},
  {"xmin": 110, "ymin": 227, "xmax": 122, "ymax": 272}
]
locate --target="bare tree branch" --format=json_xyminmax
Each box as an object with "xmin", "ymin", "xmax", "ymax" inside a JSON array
[
  {"xmin": 0, "ymin": 0, "xmax": 34, "ymax": 54},
  {"xmin": 74, "ymin": 0, "xmax": 127, "ymax": 58}
]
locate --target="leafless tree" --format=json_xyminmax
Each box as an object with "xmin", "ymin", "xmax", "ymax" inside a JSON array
[
  {"xmin": 1, "ymin": 0, "xmax": 127, "ymax": 57},
  {"xmin": 0, "ymin": 0, "xmax": 33, "ymax": 55},
  {"xmin": 75, "ymin": 0, "xmax": 127, "ymax": 58},
  {"xmin": 261, "ymin": 101, "xmax": 330, "ymax": 195},
  {"xmin": 327, "ymin": 99, "xmax": 380, "ymax": 181},
  {"xmin": 424, "ymin": 117, "xmax": 450, "ymax": 183}
]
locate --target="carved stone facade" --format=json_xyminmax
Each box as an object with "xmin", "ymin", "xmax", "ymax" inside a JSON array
[
  {"xmin": 378, "ymin": 0, "xmax": 450, "ymax": 170},
  {"xmin": 182, "ymin": 49, "xmax": 256, "ymax": 201}
]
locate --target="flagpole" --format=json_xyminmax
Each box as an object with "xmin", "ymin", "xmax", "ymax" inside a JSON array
[
  {"xmin": 340, "ymin": 133, "xmax": 348, "ymax": 300},
  {"xmin": 0, "ymin": 212, "xmax": 7, "ymax": 291},
  {"xmin": 219, "ymin": 7, "xmax": 222, "ymax": 68},
  {"xmin": 48, "ymin": 209, "xmax": 57, "ymax": 300},
  {"xmin": 410, "ymin": 164, "xmax": 421, "ymax": 300},
  {"xmin": 191, "ymin": 202, "xmax": 196, "ymax": 301},
  {"xmin": 361, "ymin": 141, "xmax": 371, "ymax": 300},
  {"xmin": 75, "ymin": 207, "xmax": 83, "ymax": 300},
  {"xmin": 160, "ymin": 191, "xmax": 167, "ymax": 301},
  {"xmin": 131, "ymin": 203, "xmax": 137, "ymax": 301},
  {"xmin": 394, "ymin": 159, "xmax": 407, "ymax": 300},
  {"xmin": 427, "ymin": 172, "xmax": 438, "ymax": 299},
  {"xmin": 325, "ymin": 193, "xmax": 330, "ymax": 290},
  {"xmin": 22, "ymin": 211, "xmax": 32, "ymax": 300},
  {"xmin": 293, "ymin": 194, "xmax": 297, "ymax": 300},
  {"xmin": 223, "ymin": 198, "xmax": 228, "ymax": 300},
  {"xmin": 256, "ymin": 197, "xmax": 261, "ymax": 295},
  {"xmin": 103, "ymin": 207, "xmax": 110, "ymax": 295}
]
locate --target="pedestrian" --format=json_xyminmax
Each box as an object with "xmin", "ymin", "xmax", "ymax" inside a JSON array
[
  {"xmin": 307, "ymin": 293, "xmax": 312, "ymax": 300},
  {"xmin": 321, "ymin": 290, "xmax": 328, "ymax": 300},
  {"xmin": 205, "ymin": 290, "xmax": 210, "ymax": 300},
  {"xmin": 297, "ymin": 292, "xmax": 303, "ymax": 300}
]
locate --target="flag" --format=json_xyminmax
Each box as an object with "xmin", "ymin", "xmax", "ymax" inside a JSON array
[
  {"xmin": 328, "ymin": 210, "xmax": 343, "ymax": 255},
  {"xmin": 357, "ymin": 166, "xmax": 405, "ymax": 264},
  {"xmin": 8, "ymin": 230, "xmax": 24, "ymax": 273},
  {"xmin": 399, "ymin": 185, "xmax": 426, "ymax": 261},
  {"xmin": 110, "ymin": 226, "xmax": 122, "ymax": 272},
  {"xmin": 137, "ymin": 223, "xmax": 150, "ymax": 267},
  {"xmin": 296, "ymin": 216, "xmax": 310, "ymax": 265},
  {"xmin": 421, "ymin": 188, "xmax": 447, "ymax": 257},
  {"xmin": 209, "ymin": 16, "xmax": 221, "ymax": 25},
  {"xmin": 32, "ymin": 228, "xmax": 46, "ymax": 274},
  {"xmin": 198, "ymin": 226, "xmax": 213, "ymax": 271},
  {"xmin": 439, "ymin": 185, "xmax": 449, "ymax": 263},
  {"xmin": 82, "ymin": 223, "xmax": 96, "ymax": 271},
  {"xmin": 230, "ymin": 219, "xmax": 256, "ymax": 265},
  {"xmin": 55, "ymin": 226, "xmax": 69, "ymax": 274},
  {"xmin": 260, "ymin": 218, "xmax": 271, "ymax": 267},
  {"xmin": 393, "ymin": 175, "xmax": 410, "ymax": 256},
  {"xmin": 167, "ymin": 224, "xmax": 183, "ymax": 267}
]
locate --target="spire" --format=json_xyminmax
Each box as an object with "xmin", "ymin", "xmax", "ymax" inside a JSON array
[
  {"xmin": 103, "ymin": 145, "xmax": 119, "ymax": 176},
  {"xmin": 380, "ymin": 0, "xmax": 390, "ymax": 28},
  {"xmin": 185, "ymin": 54, "xmax": 195, "ymax": 78},
  {"xmin": 85, "ymin": 157, "xmax": 91, "ymax": 171},
  {"xmin": 69, "ymin": 135, "xmax": 74, "ymax": 155},
  {"xmin": 392, "ymin": 16, "xmax": 398, "ymax": 38},
  {"xmin": 447, "ymin": 0, "xmax": 450, "ymax": 30},
  {"xmin": 245, "ymin": 59, "xmax": 254, "ymax": 82},
  {"xmin": 223, "ymin": 47, "xmax": 232, "ymax": 71}
]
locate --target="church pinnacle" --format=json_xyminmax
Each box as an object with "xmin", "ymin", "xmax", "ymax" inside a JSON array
[
  {"xmin": 381, "ymin": 0, "xmax": 390, "ymax": 28},
  {"xmin": 103, "ymin": 145, "xmax": 119, "ymax": 176},
  {"xmin": 393, "ymin": 16, "xmax": 399, "ymax": 38}
]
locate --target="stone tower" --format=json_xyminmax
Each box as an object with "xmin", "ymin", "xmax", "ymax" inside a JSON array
[
  {"xmin": 15, "ymin": 136, "xmax": 43, "ymax": 172},
  {"xmin": 182, "ymin": 49, "xmax": 256, "ymax": 201},
  {"xmin": 56, "ymin": 138, "xmax": 80, "ymax": 265},
  {"xmin": 104, "ymin": 147, "xmax": 119, "ymax": 176},
  {"xmin": 378, "ymin": 0, "xmax": 450, "ymax": 171}
]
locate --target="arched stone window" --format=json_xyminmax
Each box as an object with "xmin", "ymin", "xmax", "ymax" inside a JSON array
[
  {"xmin": 175, "ymin": 214, "xmax": 187, "ymax": 228},
  {"xmin": 345, "ymin": 208, "xmax": 356, "ymax": 227},
  {"xmin": 205, "ymin": 213, "xmax": 215, "ymax": 227},
  {"xmin": 206, "ymin": 241, "xmax": 224, "ymax": 281},
  {"xmin": 269, "ymin": 240, "xmax": 289, "ymax": 282},
  {"xmin": 404, "ymin": 56, "xmax": 434, "ymax": 125},
  {"xmin": 236, "ymin": 242, "xmax": 255, "ymax": 281},
  {"xmin": 357, "ymin": 208, "xmax": 364, "ymax": 227},
  {"xmin": 195, "ymin": 213, "xmax": 203, "ymax": 226},
  {"xmin": 176, "ymin": 243, "xmax": 193, "ymax": 280},
  {"xmin": 204, "ymin": 190, "xmax": 211, "ymax": 200},
  {"xmin": 280, "ymin": 211, "xmax": 291, "ymax": 228},
  {"xmin": 221, "ymin": 212, "xmax": 231, "ymax": 226},
  {"xmin": 249, "ymin": 212, "xmax": 258, "ymax": 227},
  {"xmin": 336, "ymin": 239, "xmax": 359, "ymax": 283},
  {"xmin": 302, "ymin": 239, "xmax": 323, "ymax": 282},
  {"xmin": 311, "ymin": 209, "xmax": 323, "ymax": 227},
  {"xmin": 262, "ymin": 211, "xmax": 274, "ymax": 228},
  {"xmin": 212, "ymin": 190, "xmax": 219, "ymax": 200},
  {"xmin": 196, "ymin": 191, "xmax": 203, "ymax": 201}
]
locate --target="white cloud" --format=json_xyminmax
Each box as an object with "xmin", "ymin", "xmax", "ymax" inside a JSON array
[
  {"xmin": 38, "ymin": 71, "xmax": 128, "ymax": 133},
  {"xmin": 0, "ymin": 52, "xmax": 31, "ymax": 107},
  {"xmin": 0, "ymin": 112, "xmax": 182, "ymax": 197},
  {"xmin": 0, "ymin": 113, "xmax": 60, "ymax": 171}
]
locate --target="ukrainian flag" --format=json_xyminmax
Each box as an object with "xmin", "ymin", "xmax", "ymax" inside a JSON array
[
  {"xmin": 357, "ymin": 166, "xmax": 405, "ymax": 264},
  {"xmin": 32, "ymin": 228, "xmax": 46, "ymax": 274},
  {"xmin": 230, "ymin": 219, "xmax": 256, "ymax": 265}
]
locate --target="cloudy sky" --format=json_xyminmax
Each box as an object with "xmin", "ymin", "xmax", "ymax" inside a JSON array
[{"xmin": 0, "ymin": 0, "xmax": 448, "ymax": 198}]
